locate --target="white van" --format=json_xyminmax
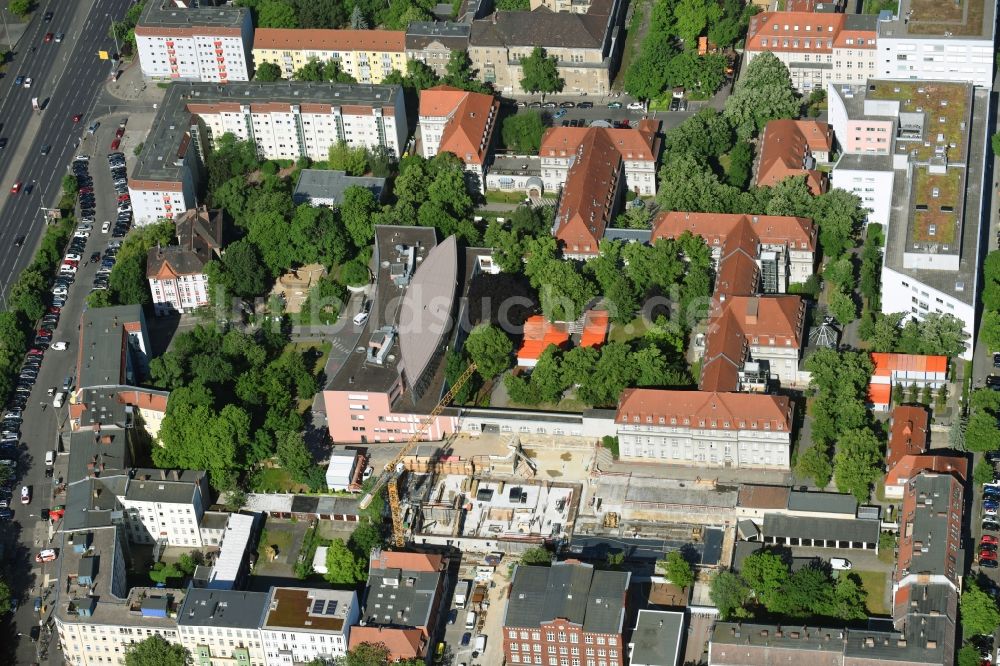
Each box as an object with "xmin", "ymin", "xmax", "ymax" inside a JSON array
[
  {"xmin": 53, "ymin": 391, "xmax": 65, "ymax": 408},
  {"xmin": 45, "ymin": 450, "xmax": 55, "ymax": 466},
  {"xmin": 465, "ymin": 610, "xmax": 477, "ymax": 630},
  {"xmin": 473, "ymin": 636, "xmax": 486, "ymax": 656}
]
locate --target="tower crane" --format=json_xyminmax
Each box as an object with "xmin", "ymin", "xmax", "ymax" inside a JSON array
[{"xmin": 358, "ymin": 362, "xmax": 477, "ymax": 548}]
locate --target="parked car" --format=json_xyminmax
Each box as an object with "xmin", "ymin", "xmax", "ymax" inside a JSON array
[
  {"xmin": 34, "ymin": 549, "xmax": 57, "ymax": 563},
  {"xmin": 627, "ymin": 101, "xmax": 644, "ymax": 110},
  {"xmin": 20, "ymin": 485, "xmax": 30, "ymax": 504},
  {"xmin": 830, "ymin": 558, "xmax": 852, "ymax": 570},
  {"xmin": 607, "ymin": 102, "xmax": 622, "ymax": 109}
]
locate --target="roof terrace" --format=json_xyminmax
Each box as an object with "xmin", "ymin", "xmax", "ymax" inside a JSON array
[{"xmin": 869, "ymin": 81, "xmax": 971, "ymax": 163}]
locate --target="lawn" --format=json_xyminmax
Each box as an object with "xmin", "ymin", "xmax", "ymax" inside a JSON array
[
  {"xmin": 861, "ymin": 0, "xmax": 898, "ymax": 13},
  {"xmin": 869, "ymin": 82, "xmax": 970, "ymax": 162},
  {"xmin": 254, "ymin": 467, "xmax": 309, "ymax": 494},
  {"xmin": 613, "ymin": 0, "xmax": 649, "ymax": 89},
  {"xmin": 854, "ymin": 569, "xmax": 889, "ymax": 616},
  {"xmin": 608, "ymin": 316, "xmax": 651, "ymax": 343},
  {"xmin": 484, "ymin": 191, "xmax": 528, "ymax": 204},
  {"xmin": 907, "ymin": 0, "xmax": 984, "ymax": 36},
  {"xmin": 910, "ymin": 168, "xmax": 962, "ymax": 245}
]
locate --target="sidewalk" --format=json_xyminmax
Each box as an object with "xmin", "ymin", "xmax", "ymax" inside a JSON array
[
  {"xmin": 102, "ymin": 57, "xmax": 164, "ymax": 106},
  {"xmin": 0, "ymin": 8, "xmax": 29, "ymax": 54}
]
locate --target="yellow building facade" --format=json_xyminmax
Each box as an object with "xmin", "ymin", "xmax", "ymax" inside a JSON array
[{"xmin": 253, "ymin": 28, "xmax": 407, "ymax": 84}]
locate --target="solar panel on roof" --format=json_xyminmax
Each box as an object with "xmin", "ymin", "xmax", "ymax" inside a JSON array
[
  {"xmin": 312, "ymin": 599, "xmax": 325, "ymax": 614},
  {"xmin": 324, "ymin": 600, "xmax": 339, "ymax": 615}
]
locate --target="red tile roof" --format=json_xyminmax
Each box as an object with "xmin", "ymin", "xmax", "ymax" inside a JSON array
[
  {"xmin": 553, "ymin": 130, "xmax": 622, "ymax": 256},
  {"xmin": 886, "ymin": 405, "xmax": 929, "ymax": 471},
  {"xmin": 348, "ymin": 626, "xmax": 425, "ymax": 660},
  {"xmin": 540, "ymin": 119, "xmax": 661, "ymax": 163},
  {"xmin": 867, "ymin": 383, "xmax": 892, "ymax": 407},
  {"xmin": 652, "ymin": 212, "xmax": 817, "ymax": 254},
  {"xmin": 616, "ymin": 388, "xmax": 792, "ymax": 432},
  {"xmin": 517, "ymin": 315, "xmax": 571, "ymax": 362},
  {"xmin": 755, "ymin": 119, "xmax": 831, "ymax": 195},
  {"xmin": 368, "ymin": 550, "xmax": 444, "ymax": 573},
  {"xmin": 885, "ymin": 454, "xmax": 967, "ymax": 489},
  {"xmin": 871, "ymin": 353, "xmax": 949, "ymax": 376},
  {"xmin": 580, "ymin": 310, "xmax": 609, "ymax": 348},
  {"xmin": 420, "ymin": 85, "xmax": 499, "ymax": 166},
  {"xmin": 253, "ymin": 28, "xmax": 406, "ymax": 52},
  {"xmin": 746, "ymin": 11, "xmax": 877, "ymax": 53}
]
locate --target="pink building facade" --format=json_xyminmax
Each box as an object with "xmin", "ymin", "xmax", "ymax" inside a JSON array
[
  {"xmin": 839, "ymin": 118, "xmax": 893, "ymax": 154},
  {"xmin": 323, "ymin": 389, "xmax": 459, "ymax": 444}
]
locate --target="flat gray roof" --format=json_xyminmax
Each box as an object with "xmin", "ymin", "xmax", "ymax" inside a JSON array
[
  {"xmin": 876, "ymin": 0, "xmax": 994, "ymax": 40},
  {"xmin": 405, "ymin": 20, "xmax": 471, "ymax": 48},
  {"xmin": 787, "ymin": 490, "xmax": 857, "ymax": 515},
  {"xmin": 629, "ymin": 610, "xmax": 684, "ymax": 666},
  {"xmin": 293, "ymin": 170, "xmax": 386, "ymax": 206},
  {"xmin": 178, "ymin": 589, "xmax": 270, "ymax": 628},
  {"xmin": 834, "ymin": 152, "xmax": 895, "ymax": 172},
  {"xmin": 361, "ymin": 566, "xmax": 440, "ymax": 630},
  {"xmin": 901, "ymin": 473, "xmax": 964, "ymax": 578},
  {"xmin": 139, "ymin": 0, "xmax": 248, "ymax": 29},
  {"xmin": 504, "ymin": 562, "xmax": 629, "ymax": 635},
  {"xmin": 763, "ymin": 514, "xmax": 880, "ymax": 544},
  {"xmin": 77, "ymin": 305, "xmax": 145, "ymax": 389},
  {"xmin": 131, "ymin": 82, "xmax": 403, "ymax": 184}
]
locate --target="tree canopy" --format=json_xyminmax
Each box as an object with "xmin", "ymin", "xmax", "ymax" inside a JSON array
[
  {"xmin": 124, "ymin": 635, "xmax": 190, "ymax": 666},
  {"xmin": 961, "ymin": 579, "xmax": 1000, "ymax": 637},
  {"xmin": 501, "ymin": 111, "xmax": 546, "ymax": 154},
  {"xmin": 724, "ymin": 52, "xmax": 800, "ymax": 139},
  {"xmin": 464, "ymin": 324, "xmax": 514, "ymax": 382},
  {"xmin": 519, "ymin": 47, "xmax": 564, "ymax": 95}
]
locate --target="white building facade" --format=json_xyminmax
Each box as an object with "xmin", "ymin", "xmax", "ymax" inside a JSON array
[
  {"xmin": 149, "ymin": 272, "xmax": 210, "ymax": 315},
  {"xmin": 119, "ymin": 471, "xmax": 208, "ymax": 548},
  {"xmin": 877, "ymin": 35, "xmax": 995, "ymax": 89},
  {"xmin": 261, "ymin": 588, "xmax": 359, "ymax": 665},
  {"xmin": 135, "ymin": 3, "xmax": 253, "ymax": 82}
]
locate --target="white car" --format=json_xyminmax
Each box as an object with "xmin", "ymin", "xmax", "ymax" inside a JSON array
[
  {"xmin": 20, "ymin": 486, "xmax": 30, "ymax": 504},
  {"xmin": 76, "ymin": 223, "xmax": 92, "ymax": 232},
  {"xmin": 59, "ymin": 263, "xmax": 77, "ymax": 274},
  {"xmin": 73, "ymin": 231, "xmax": 90, "ymax": 239},
  {"xmin": 50, "ymin": 341, "xmax": 67, "ymax": 351},
  {"xmin": 626, "ymin": 101, "xmax": 644, "ymax": 110},
  {"xmin": 64, "ymin": 253, "xmax": 81, "ymax": 262},
  {"xmin": 101, "ymin": 221, "xmax": 111, "ymax": 233},
  {"xmin": 363, "ymin": 466, "xmax": 374, "ymax": 480},
  {"xmin": 23, "ymin": 77, "xmax": 32, "ymax": 88},
  {"xmin": 830, "ymin": 558, "xmax": 852, "ymax": 570}
]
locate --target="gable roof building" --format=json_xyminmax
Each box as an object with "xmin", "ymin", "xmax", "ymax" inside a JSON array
[
  {"xmin": 553, "ymin": 129, "xmax": 624, "ymax": 259},
  {"xmin": 419, "ymin": 85, "xmax": 500, "ymax": 193},
  {"xmin": 405, "ymin": 22, "xmax": 471, "ymax": 77},
  {"xmin": 146, "ymin": 206, "xmax": 225, "ymax": 316},
  {"xmin": 251, "ymin": 28, "xmax": 406, "ymax": 83},
  {"xmin": 503, "ymin": 561, "xmax": 631, "ymax": 666},
  {"xmin": 755, "ymin": 119, "xmax": 833, "ymax": 195}
]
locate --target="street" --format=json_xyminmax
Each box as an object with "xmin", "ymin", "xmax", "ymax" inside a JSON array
[{"xmin": 0, "ymin": 0, "xmax": 132, "ymax": 297}]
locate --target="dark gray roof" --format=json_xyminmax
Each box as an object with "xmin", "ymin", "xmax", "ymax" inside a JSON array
[
  {"xmin": 629, "ymin": 610, "xmax": 684, "ymax": 666},
  {"xmin": 470, "ymin": 0, "xmax": 615, "ymax": 50},
  {"xmin": 147, "ymin": 207, "xmax": 225, "ymax": 278},
  {"xmin": 844, "ymin": 13, "xmax": 878, "ymax": 30},
  {"xmin": 200, "ymin": 511, "xmax": 230, "ymax": 530},
  {"xmin": 66, "ymin": 428, "xmax": 130, "ymax": 487},
  {"xmin": 762, "ymin": 514, "xmax": 879, "ymax": 544},
  {"xmin": 603, "ymin": 228, "xmax": 652, "ymax": 244},
  {"xmin": 710, "ymin": 622, "xmax": 846, "ymax": 655},
  {"xmin": 293, "ymin": 170, "xmax": 386, "ymax": 207},
  {"xmin": 76, "ymin": 305, "xmax": 146, "ymax": 389},
  {"xmin": 504, "ymin": 562, "xmax": 629, "ymax": 634},
  {"xmin": 361, "ymin": 564, "xmax": 441, "ymax": 630},
  {"xmin": 405, "ymin": 21, "xmax": 471, "ymax": 49},
  {"xmin": 73, "ymin": 387, "xmax": 132, "ymax": 431},
  {"xmin": 902, "ymin": 473, "xmax": 964, "ymax": 578},
  {"xmin": 178, "ymin": 588, "xmax": 270, "ymax": 628},
  {"xmin": 125, "ymin": 469, "xmax": 205, "ymax": 504},
  {"xmin": 786, "ymin": 490, "xmax": 857, "ymax": 515},
  {"xmin": 139, "ymin": 0, "xmax": 248, "ymax": 29}
]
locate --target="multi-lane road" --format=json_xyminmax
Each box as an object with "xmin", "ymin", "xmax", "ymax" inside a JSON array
[{"xmin": 0, "ymin": 0, "xmax": 132, "ymax": 295}]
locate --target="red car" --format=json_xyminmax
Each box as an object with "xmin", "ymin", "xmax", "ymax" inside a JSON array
[
  {"xmin": 115, "ymin": 127, "xmax": 125, "ymax": 139},
  {"xmin": 43, "ymin": 32, "xmax": 53, "ymax": 43},
  {"xmin": 72, "ymin": 114, "xmax": 81, "ymax": 123},
  {"xmin": 983, "ymin": 535, "xmax": 999, "ymax": 545},
  {"xmin": 117, "ymin": 194, "xmax": 130, "ymax": 202},
  {"xmin": 110, "ymin": 138, "xmax": 121, "ymax": 151},
  {"xmin": 10, "ymin": 181, "xmax": 22, "ymax": 194},
  {"xmin": 980, "ymin": 549, "xmax": 998, "ymax": 561}
]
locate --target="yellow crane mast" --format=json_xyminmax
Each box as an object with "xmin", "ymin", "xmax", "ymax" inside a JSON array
[{"xmin": 358, "ymin": 362, "xmax": 477, "ymax": 548}]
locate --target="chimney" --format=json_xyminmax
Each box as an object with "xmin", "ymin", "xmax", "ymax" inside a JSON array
[{"xmin": 745, "ymin": 297, "xmax": 759, "ymax": 325}]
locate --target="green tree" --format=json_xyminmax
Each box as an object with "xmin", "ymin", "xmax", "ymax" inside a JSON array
[
  {"xmin": 443, "ymin": 50, "xmax": 491, "ymax": 93},
  {"xmin": 660, "ymin": 551, "xmax": 695, "ymax": 589},
  {"xmin": 324, "ymin": 538, "xmax": 367, "ymax": 584},
  {"xmin": 774, "ymin": 565, "xmax": 832, "ymax": 618},
  {"xmin": 521, "ymin": 547, "xmax": 554, "ymax": 566},
  {"xmin": 966, "ymin": 411, "xmax": 1000, "ymax": 452},
  {"xmin": 674, "ymin": 0, "xmax": 722, "ymax": 44},
  {"xmin": 623, "ymin": 36, "xmax": 675, "ymax": 101},
  {"xmin": 740, "ymin": 550, "xmax": 789, "ymax": 610},
  {"xmin": 501, "ymin": 111, "xmax": 546, "ymax": 153},
  {"xmin": 828, "ymin": 288, "xmax": 857, "ymax": 325},
  {"xmin": 828, "ymin": 574, "xmax": 869, "ymax": 621},
  {"xmin": 219, "ymin": 240, "xmax": 269, "ymax": 298},
  {"xmin": 710, "ymin": 571, "xmax": 750, "ymax": 620},
  {"xmin": 982, "ymin": 251, "xmax": 1000, "ymax": 311},
  {"xmin": 992, "ymin": 132, "xmax": 1000, "ymax": 158},
  {"xmin": 0, "ymin": 576, "xmax": 10, "ymax": 616},
  {"xmin": 464, "ymin": 324, "xmax": 514, "ymax": 381},
  {"xmin": 8, "ymin": 268, "xmax": 48, "ymax": 322},
  {"xmin": 323, "ymin": 59, "xmax": 357, "ymax": 84},
  {"xmin": 664, "ymin": 108, "xmax": 734, "ymax": 161},
  {"xmin": 496, "ymin": 0, "xmax": 529, "ymax": 7},
  {"xmin": 796, "ymin": 443, "xmax": 832, "ymax": 488},
  {"xmin": 349, "ymin": 4, "xmax": 368, "ymax": 29},
  {"xmin": 724, "ymin": 52, "xmax": 800, "ymax": 139},
  {"xmin": 833, "ymin": 428, "xmax": 884, "ymax": 502},
  {"xmin": 124, "ymin": 635, "xmax": 190, "ymax": 666},
  {"xmin": 328, "ymin": 142, "xmax": 368, "ymax": 176},
  {"xmin": 348, "ymin": 522, "xmax": 383, "ymax": 559},
  {"xmin": 725, "ymin": 141, "xmax": 753, "ymax": 188},
  {"xmin": 343, "ymin": 643, "xmax": 424, "ymax": 666},
  {"xmin": 961, "ymin": 579, "xmax": 1000, "ymax": 636},
  {"xmin": 959, "ymin": 644, "xmax": 983, "ymax": 666},
  {"xmin": 7, "ymin": 0, "xmax": 31, "ymax": 19},
  {"xmin": 519, "ymin": 47, "xmax": 564, "ymax": 96},
  {"xmin": 339, "ymin": 186, "xmax": 380, "ymax": 249},
  {"xmin": 276, "ymin": 431, "xmax": 318, "ymax": 487},
  {"xmin": 255, "ymin": 62, "xmax": 283, "ymax": 81},
  {"xmin": 664, "ymin": 52, "xmax": 726, "ymax": 99},
  {"xmin": 916, "ymin": 312, "xmax": 969, "ymax": 357},
  {"xmin": 257, "ymin": 0, "xmax": 299, "ymax": 28},
  {"xmin": 981, "ymin": 310, "xmax": 1000, "ymax": 352},
  {"xmin": 975, "ymin": 458, "xmax": 996, "ymax": 485}
]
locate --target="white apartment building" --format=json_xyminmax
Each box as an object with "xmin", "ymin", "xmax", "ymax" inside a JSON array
[
  {"xmin": 261, "ymin": 588, "xmax": 359, "ymax": 665},
  {"xmin": 135, "ymin": 1, "xmax": 253, "ymax": 82},
  {"xmin": 130, "ymin": 82, "xmax": 407, "ymax": 224},
  {"xmin": 119, "ymin": 469, "xmax": 209, "ymax": 547},
  {"xmin": 178, "ymin": 588, "xmax": 269, "ymax": 666},
  {"xmin": 55, "ymin": 527, "xmax": 186, "ymax": 666},
  {"xmin": 536, "ymin": 120, "xmax": 661, "ymax": 196},
  {"xmin": 615, "ymin": 389, "xmax": 793, "ymax": 469},
  {"xmin": 744, "ymin": 11, "xmax": 878, "ymax": 92},
  {"xmin": 831, "ymin": 153, "xmax": 896, "ymax": 226},
  {"xmin": 875, "ymin": 0, "xmax": 995, "ymax": 89},
  {"xmin": 146, "ymin": 207, "xmax": 224, "ymax": 315}
]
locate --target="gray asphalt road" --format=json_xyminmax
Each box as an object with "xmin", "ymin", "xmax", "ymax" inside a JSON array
[{"xmin": 0, "ymin": 0, "xmax": 132, "ymax": 296}]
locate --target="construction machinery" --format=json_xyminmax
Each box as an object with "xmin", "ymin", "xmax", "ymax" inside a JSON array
[{"xmin": 358, "ymin": 362, "xmax": 477, "ymax": 548}]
